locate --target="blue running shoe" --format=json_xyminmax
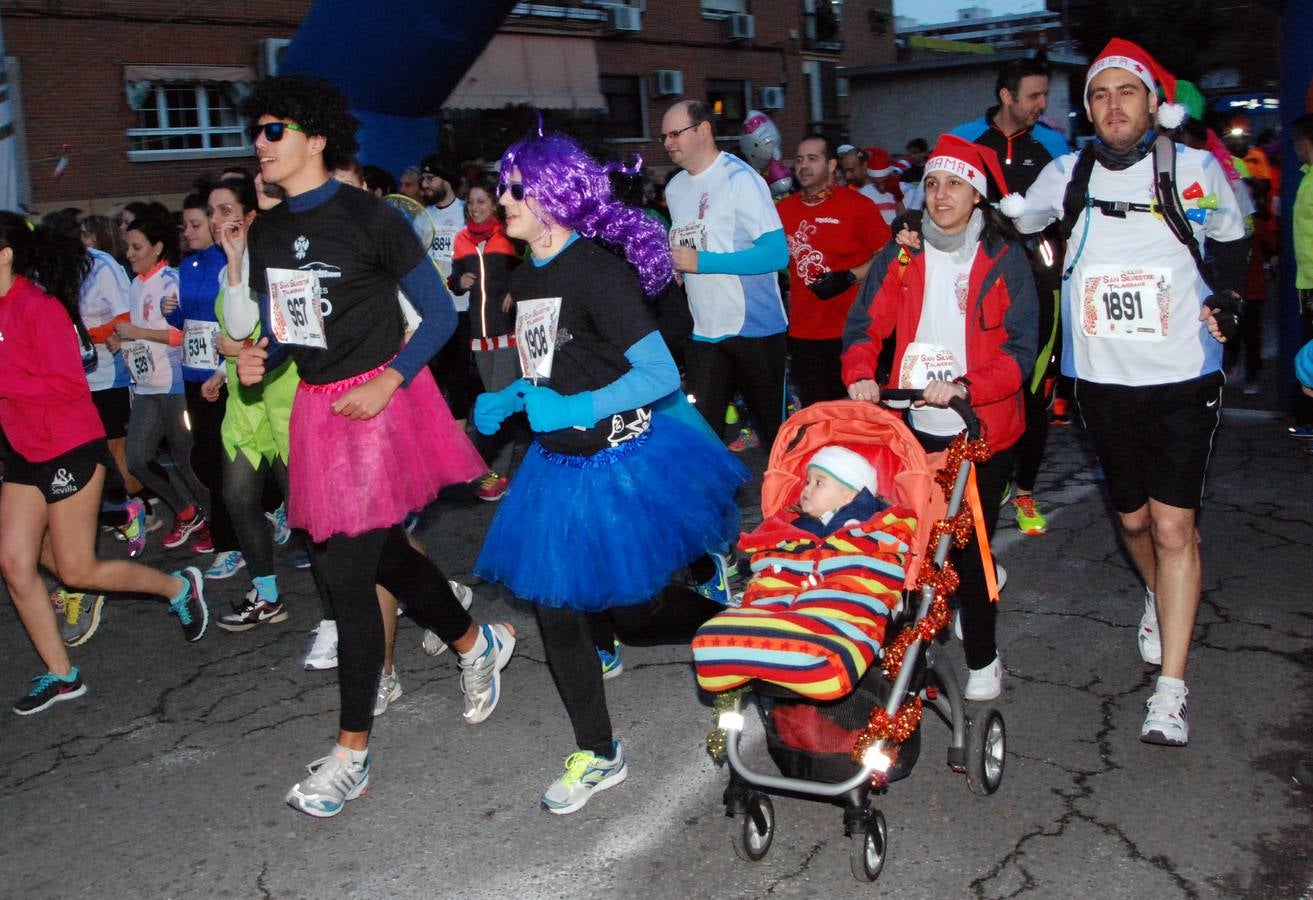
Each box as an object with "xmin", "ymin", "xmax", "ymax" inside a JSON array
[
  {"xmin": 694, "ymin": 552, "xmax": 732, "ymax": 606},
  {"xmin": 266, "ymin": 504, "xmax": 292, "ymax": 545},
  {"xmin": 205, "ymin": 550, "xmax": 246, "ymax": 581},
  {"xmin": 599, "ymin": 640, "xmax": 624, "ymax": 680}
]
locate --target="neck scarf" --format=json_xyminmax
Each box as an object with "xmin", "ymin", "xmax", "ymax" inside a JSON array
[
  {"xmin": 466, "ymin": 218, "xmax": 499, "ymax": 244},
  {"xmin": 1092, "ymin": 131, "xmax": 1155, "ymax": 171},
  {"xmin": 923, "ymin": 207, "xmax": 984, "ymax": 265}
]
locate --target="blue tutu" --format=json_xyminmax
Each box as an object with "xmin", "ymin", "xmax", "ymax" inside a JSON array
[{"xmin": 475, "ymin": 414, "xmax": 749, "ymax": 611}]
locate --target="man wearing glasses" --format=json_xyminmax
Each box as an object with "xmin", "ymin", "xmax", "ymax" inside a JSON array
[{"xmin": 661, "ymin": 99, "xmax": 789, "ymax": 451}]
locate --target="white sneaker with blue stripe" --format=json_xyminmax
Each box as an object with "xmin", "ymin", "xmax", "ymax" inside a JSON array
[
  {"xmin": 459, "ymin": 623, "xmax": 515, "ymax": 724},
  {"xmin": 540, "ymin": 741, "xmax": 628, "ymax": 815},
  {"xmin": 266, "ymin": 505, "xmax": 292, "ymax": 546},
  {"xmin": 205, "ymin": 551, "xmax": 246, "ymax": 581},
  {"xmin": 286, "ymin": 747, "xmax": 370, "ymax": 818}
]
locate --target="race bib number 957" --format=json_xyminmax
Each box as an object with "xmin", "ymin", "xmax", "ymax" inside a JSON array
[{"xmin": 266, "ymin": 268, "xmax": 327, "ymax": 349}]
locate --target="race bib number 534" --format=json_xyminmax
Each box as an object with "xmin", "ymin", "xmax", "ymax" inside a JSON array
[{"xmin": 1081, "ymin": 265, "xmax": 1171, "ymax": 342}]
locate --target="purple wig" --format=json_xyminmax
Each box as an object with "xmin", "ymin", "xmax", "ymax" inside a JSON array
[{"xmin": 499, "ymin": 132, "xmax": 673, "ymax": 297}]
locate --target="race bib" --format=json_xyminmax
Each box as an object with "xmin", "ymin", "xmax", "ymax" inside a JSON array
[
  {"xmin": 670, "ymin": 221, "xmax": 707, "ymax": 251},
  {"xmin": 267, "ymin": 268, "xmax": 327, "ymax": 349},
  {"xmin": 183, "ymin": 320, "xmax": 221, "ymax": 370},
  {"xmin": 431, "ymin": 225, "xmax": 459, "ymax": 275},
  {"xmin": 516, "ymin": 297, "xmax": 562, "ymax": 384},
  {"xmin": 124, "ymin": 340, "xmax": 155, "ymax": 384},
  {"xmin": 898, "ymin": 341, "xmax": 962, "ymax": 389},
  {"xmin": 1080, "ymin": 265, "xmax": 1171, "ymax": 342}
]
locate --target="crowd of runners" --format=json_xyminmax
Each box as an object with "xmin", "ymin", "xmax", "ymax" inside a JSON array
[{"xmin": 3, "ymin": 36, "xmax": 1312, "ymax": 822}]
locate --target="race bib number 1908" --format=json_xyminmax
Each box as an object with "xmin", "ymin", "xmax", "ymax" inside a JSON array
[{"xmin": 515, "ymin": 297, "xmax": 562, "ymax": 384}]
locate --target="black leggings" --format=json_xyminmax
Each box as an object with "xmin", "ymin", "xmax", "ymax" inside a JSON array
[
  {"xmin": 685, "ymin": 332, "xmax": 787, "ymax": 449},
  {"xmin": 310, "ymin": 525, "xmax": 474, "ymax": 734},
  {"xmin": 222, "ymin": 452, "xmax": 287, "ymax": 579},
  {"xmin": 1012, "ymin": 380, "xmax": 1050, "ymax": 493},
  {"xmin": 916, "ymin": 432, "xmax": 1015, "ymax": 671},
  {"xmin": 788, "ymin": 336, "xmax": 845, "ymax": 409},
  {"xmin": 184, "ymin": 381, "xmax": 236, "ymax": 551},
  {"xmin": 537, "ymin": 586, "xmax": 725, "ymax": 757}
]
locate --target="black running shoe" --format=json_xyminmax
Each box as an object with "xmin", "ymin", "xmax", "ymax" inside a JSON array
[
  {"xmin": 14, "ymin": 669, "xmax": 87, "ymax": 715},
  {"xmin": 169, "ymin": 567, "xmax": 209, "ymax": 642}
]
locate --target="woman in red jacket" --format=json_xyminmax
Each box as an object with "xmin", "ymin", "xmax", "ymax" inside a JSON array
[
  {"xmin": 0, "ymin": 213, "xmax": 209, "ymax": 716},
  {"xmin": 449, "ymin": 179, "xmax": 522, "ymax": 499},
  {"xmin": 842, "ymin": 135, "xmax": 1038, "ymax": 702}
]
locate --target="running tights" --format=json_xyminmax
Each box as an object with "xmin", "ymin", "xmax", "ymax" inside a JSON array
[
  {"xmin": 310, "ymin": 524, "xmax": 474, "ymax": 733},
  {"xmin": 685, "ymin": 332, "xmax": 787, "ymax": 450}
]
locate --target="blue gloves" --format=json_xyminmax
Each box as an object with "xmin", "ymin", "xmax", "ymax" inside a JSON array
[
  {"xmin": 473, "ymin": 379, "xmax": 530, "ymax": 435},
  {"xmin": 522, "ymin": 386, "xmax": 596, "ymax": 432}
]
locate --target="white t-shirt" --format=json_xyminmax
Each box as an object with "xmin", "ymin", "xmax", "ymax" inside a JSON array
[
  {"xmin": 79, "ymin": 248, "xmax": 131, "ymax": 391},
  {"xmin": 903, "ymin": 242, "xmax": 972, "ymax": 437},
  {"xmin": 858, "ymin": 183, "xmax": 898, "ymax": 225},
  {"xmin": 420, "ymin": 199, "xmax": 469, "ymax": 312},
  {"xmin": 665, "ymin": 152, "xmax": 787, "ymax": 340},
  {"xmin": 126, "ymin": 265, "xmax": 182, "ymax": 395},
  {"xmin": 1016, "ymin": 144, "xmax": 1245, "ymax": 386}
]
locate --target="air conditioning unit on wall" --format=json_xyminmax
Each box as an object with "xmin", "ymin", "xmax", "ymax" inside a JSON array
[
  {"xmin": 728, "ymin": 13, "xmax": 755, "ymax": 41},
  {"xmin": 607, "ymin": 6, "xmax": 642, "ymax": 33},
  {"xmin": 760, "ymin": 86, "xmax": 785, "ymax": 109},
  {"xmin": 652, "ymin": 69, "xmax": 684, "ymax": 97}
]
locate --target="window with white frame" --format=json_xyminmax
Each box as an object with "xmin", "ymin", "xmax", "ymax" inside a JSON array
[{"xmin": 126, "ymin": 81, "xmax": 249, "ymax": 160}]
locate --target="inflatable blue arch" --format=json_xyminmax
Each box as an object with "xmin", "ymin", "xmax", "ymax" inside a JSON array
[{"xmin": 278, "ymin": 0, "xmax": 519, "ymax": 176}]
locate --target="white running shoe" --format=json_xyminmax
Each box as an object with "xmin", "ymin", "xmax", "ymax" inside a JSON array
[
  {"xmin": 1141, "ymin": 679, "xmax": 1188, "ymax": 746},
  {"xmin": 373, "ymin": 668, "xmax": 402, "ymax": 717},
  {"xmin": 286, "ymin": 747, "xmax": 370, "ymax": 818},
  {"xmin": 420, "ymin": 581, "xmax": 475, "ymax": 657},
  {"xmin": 303, "ymin": 619, "xmax": 339, "ymax": 671},
  {"xmin": 964, "ymin": 655, "xmax": 1003, "ymax": 701},
  {"xmin": 540, "ymin": 741, "xmax": 628, "ymax": 815},
  {"xmin": 1138, "ymin": 590, "xmax": 1162, "ymax": 665},
  {"xmin": 459, "ymin": 623, "xmax": 515, "ymax": 724},
  {"xmin": 205, "ymin": 551, "xmax": 246, "ymax": 581}
]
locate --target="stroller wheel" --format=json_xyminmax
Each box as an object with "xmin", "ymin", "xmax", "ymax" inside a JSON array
[
  {"xmin": 731, "ymin": 792, "xmax": 774, "ymax": 862},
  {"xmin": 966, "ymin": 707, "xmax": 1006, "ymax": 795},
  {"xmin": 849, "ymin": 807, "xmax": 888, "ymax": 882}
]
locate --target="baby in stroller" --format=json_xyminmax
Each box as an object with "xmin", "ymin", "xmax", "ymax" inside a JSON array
[
  {"xmin": 693, "ymin": 444, "xmax": 918, "ymax": 702},
  {"xmin": 692, "ymin": 398, "xmax": 1006, "ymax": 882}
]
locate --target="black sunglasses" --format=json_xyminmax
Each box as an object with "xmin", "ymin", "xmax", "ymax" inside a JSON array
[
  {"xmin": 497, "ymin": 181, "xmax": 527, "ymax": 201},
  {"xmin": 247, "ymin": 121, "xmax": 305, "ymax": 143}
]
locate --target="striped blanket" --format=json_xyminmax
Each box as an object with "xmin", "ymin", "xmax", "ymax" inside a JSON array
[{"xmin": 692, "ymin": 506, "xmax": 917, "ymax": 700}]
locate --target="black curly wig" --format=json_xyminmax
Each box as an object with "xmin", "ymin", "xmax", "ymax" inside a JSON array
[{"xmin": 240, "ymin": 75, "xmax": 360, "ymax": 172}]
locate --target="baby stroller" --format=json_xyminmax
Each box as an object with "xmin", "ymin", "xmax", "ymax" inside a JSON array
[{"xmin": 694, "ymin": 393, "xmax": 1006, "ymax": 882}]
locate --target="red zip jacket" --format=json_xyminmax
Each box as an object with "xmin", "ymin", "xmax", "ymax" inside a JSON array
[
  {"xmin": 448, "ymin": 223, "xmax": 520, "ymax": 341},
  {"xmin": 841, "ymin": 235, "xmax": 1038, "ymax": 450},
  {"xmin": 0, "ymin": 276, "xmax": 105, "ymax": 462}
]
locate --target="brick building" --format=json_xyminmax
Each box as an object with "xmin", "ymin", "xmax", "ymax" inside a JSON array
[{"xmin": 1, "ymin": 0, "xmax": 894, "ymax": 213}]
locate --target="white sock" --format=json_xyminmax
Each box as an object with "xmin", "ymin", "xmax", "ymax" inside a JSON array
[
  {"xmin": 334, "ymin": 743, "xmax": 368, "ymax": 765},
  {"xmin": 458, "ymin": 625, "xmax": 489, "ymax": 665},
  {"xmin": 1155, "ymin": 675, "xmax": 1185, "ymax": 693}
]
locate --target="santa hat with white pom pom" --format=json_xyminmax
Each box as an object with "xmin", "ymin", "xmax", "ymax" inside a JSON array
[
  {"xmin": 1084, "ymin": 37, "xmax": 1187, "ymax": 131},
  {"xmin": 922, "ymin": 134, "xmax": 1028, "ymax": 219}
]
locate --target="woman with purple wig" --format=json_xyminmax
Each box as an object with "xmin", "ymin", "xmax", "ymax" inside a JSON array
[{"xmin": 473, "ymin": 132, "xmax": 749, "ymax": 815}]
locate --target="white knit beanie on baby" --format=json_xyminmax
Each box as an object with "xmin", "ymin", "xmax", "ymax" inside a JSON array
[{"xmin": 808, "ymin": 446, "xmax": 878, "ymax": 497}]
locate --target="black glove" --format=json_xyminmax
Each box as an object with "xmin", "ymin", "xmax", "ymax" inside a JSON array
[
  {"xmin": 808, "ymin": 269, "xmax": 857, "ymax": 300},
  {"xmin": 1203, "ymin": 291, "xmax": 1244, "ymax": 342}
]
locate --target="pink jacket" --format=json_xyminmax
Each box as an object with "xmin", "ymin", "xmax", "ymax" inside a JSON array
[{"xmin": 0, "ymin": 276, "xmax": 105, "ymax": 462}]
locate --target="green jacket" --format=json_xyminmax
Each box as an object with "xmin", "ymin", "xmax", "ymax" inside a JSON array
[{"xmin": 1296, "ymin": 164, "xmax": 1313, "ymax": 289}]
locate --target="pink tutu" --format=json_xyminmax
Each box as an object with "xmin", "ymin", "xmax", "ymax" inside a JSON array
[{"xmin": 288, "ymin": 363, "xmax": 486, "ymax": 542}]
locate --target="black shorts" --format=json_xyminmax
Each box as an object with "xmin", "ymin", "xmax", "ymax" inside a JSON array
[
  {"xmin": 3, "ymin": 439, "xmax": 109, "ymax": 503},
  {"xmin": 91, "ymin": 387, "xmax": 132, "ymax": 440},
  {"xmin": 1075, "ymin": 372, "xmax": 1224, "ymax": 513}
]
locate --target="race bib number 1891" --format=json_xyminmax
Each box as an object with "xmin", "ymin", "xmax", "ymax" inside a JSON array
[
  {"xmin": 266, "ymin": 268, "xmax": 327, "ymax": 349},
  {"xmin": 1080, "ymin": 265, "xmax": 1171, "ymax": 342}
]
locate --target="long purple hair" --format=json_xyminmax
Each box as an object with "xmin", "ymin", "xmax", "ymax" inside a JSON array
[{"xmin": 499, "ymin": 132, "xmax": 673, "ymax": 297}]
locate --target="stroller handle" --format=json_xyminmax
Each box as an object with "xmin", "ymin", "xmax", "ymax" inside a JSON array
[{"xmin": 877, "ymin": 388, "xmax": 981, "ymax": 441}]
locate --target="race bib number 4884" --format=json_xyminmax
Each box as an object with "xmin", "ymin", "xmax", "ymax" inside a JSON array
[{"xmin": 1080, "ymin": 265, "xmax": 1171, "ymax": 342}]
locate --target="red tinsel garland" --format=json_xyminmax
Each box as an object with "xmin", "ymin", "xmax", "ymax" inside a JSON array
[{"xmin": 849, "ymin": 433, "xmax": 991, "ymax": 787}]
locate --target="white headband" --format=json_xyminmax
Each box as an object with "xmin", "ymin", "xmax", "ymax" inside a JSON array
[{"xmin": 923, "ymin": 155, "xmax": 987, "ymax": 196}]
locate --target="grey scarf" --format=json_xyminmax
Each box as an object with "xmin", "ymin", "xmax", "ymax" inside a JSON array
[{"xmin": 923, "ymin": 208, "xmax": 984, "ymax": 265}]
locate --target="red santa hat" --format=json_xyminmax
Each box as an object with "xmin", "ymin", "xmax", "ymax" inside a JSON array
[
  {"xmin": 922, "ymin": 134, "xmax": 1026, "ymax": 216},
  {"xmin": 1084, "ymin": 38, "xmax": 1187, "ymax": 130},
  {"xmin": 864, "ymin": 147, "xmax": 897, "ymax": 179}
]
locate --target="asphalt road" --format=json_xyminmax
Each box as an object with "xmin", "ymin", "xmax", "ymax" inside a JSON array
[{"xmin": 3, "ymin": 401, "xmax": 1311, "ymax": 899}]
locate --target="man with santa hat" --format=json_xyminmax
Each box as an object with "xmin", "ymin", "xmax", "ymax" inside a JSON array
[{"xmin": 1011, "ymin": 39, "xmax": 1249, "ymax": 748}]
